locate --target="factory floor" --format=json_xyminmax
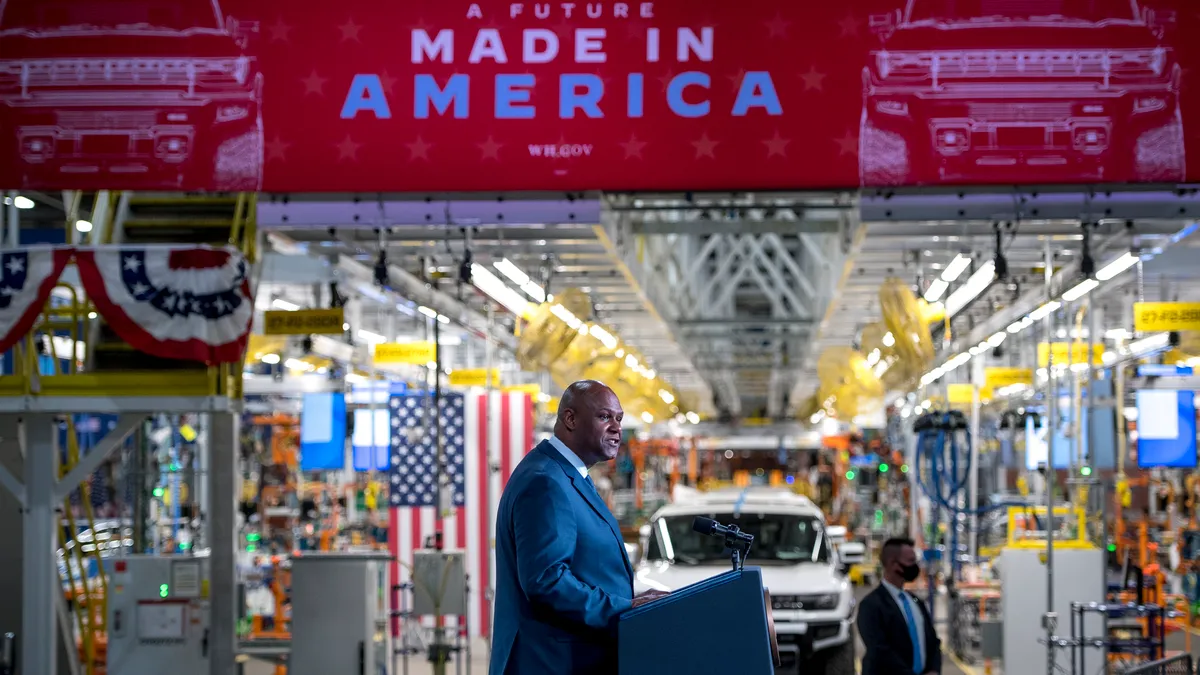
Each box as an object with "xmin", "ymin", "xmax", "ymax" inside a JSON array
[{"xmin": 239, "ymin": 585, "xmax": 1200, "ymax": 675}]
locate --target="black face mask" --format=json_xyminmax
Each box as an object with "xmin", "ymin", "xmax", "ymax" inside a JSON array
[{"xmin": 898, "ymin": 562, "xmax": 920, "ymax": 582}]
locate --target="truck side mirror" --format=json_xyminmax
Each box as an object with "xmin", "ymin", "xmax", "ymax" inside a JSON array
[
  {"xmin": 226, "ymin": 17, "xmax": 260, "ymax": 48},
  {"xmin": 869, "ymin": 10, "xmax": 900, "ymax": 39}
]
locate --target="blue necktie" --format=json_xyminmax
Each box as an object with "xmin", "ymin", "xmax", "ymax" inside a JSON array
[{"xmin": 899, "ymin": 592, "xmax": 923, "ymax": 674}]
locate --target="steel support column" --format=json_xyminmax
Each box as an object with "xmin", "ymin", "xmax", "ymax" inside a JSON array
[
  {"xmin": 208, "ymin": 411, "xmax": 240, "ymax": 675},
  {"xmin": 22, "ymin": 414, "xmax": 58, "ymax": 675}
]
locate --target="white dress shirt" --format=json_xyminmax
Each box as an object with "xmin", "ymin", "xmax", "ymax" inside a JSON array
[
  {"xmin": 548, "ymin": 435, "xmax": 589, "ymax": 478},
  {"xmin": 881, "ymin": 579, "xmax": 926, "ymax": 669}
]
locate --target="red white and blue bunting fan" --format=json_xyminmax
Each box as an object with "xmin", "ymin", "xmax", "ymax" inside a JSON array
[
  {"xmin": 75, "ymin": 245, "xmax": 254, "ymax": 364},
  {"xmin": 0, "ymin": 246, "xmax": 72, "ymax": 355}
]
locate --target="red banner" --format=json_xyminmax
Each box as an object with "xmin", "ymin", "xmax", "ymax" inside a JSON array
[{"xmin": 0, "ymin": 0, "xmax": 1196, "ymax": 192}]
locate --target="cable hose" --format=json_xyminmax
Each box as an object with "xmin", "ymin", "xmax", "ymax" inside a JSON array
[{"xmin": 913, "ymin": 416, "xmax": 1023, "ymax": 517}]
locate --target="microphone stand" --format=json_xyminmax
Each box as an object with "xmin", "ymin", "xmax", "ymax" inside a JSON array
[{"xmin": 723, "ymin": 524, "xmax": 753, "ymax": 572}]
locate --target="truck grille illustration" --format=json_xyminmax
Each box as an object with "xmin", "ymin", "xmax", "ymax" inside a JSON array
[
  {"xmin": 860, "ymin": 0, "xmax": 1185, "ymax": 186},
  {"xmin": 0, "ymin": 1, "xmax": 263, "ymax": 191}
]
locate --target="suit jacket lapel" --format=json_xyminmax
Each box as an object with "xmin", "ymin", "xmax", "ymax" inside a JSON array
[
  {"xmin": 536, "ymin": 442, "xmax": 635, "ymax": 583},
  {"xmin": 876, "ymin": 586, "xmax": 913, "ymax": 659}
]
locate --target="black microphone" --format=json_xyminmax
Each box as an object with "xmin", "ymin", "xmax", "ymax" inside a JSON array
[{"xmin": 692, "ymin": 516, "xmax": 754, "ymax": 545}]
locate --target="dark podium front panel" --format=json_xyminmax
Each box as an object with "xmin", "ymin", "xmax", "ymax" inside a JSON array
[{"xmin": 618, "ymin": 568, "xmax": 778, "ymax": 675}]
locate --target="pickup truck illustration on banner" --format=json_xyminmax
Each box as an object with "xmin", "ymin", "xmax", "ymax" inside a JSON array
[
  {"xmin": 860, "ymin": 0, "xmax": 1185, "ymax": 186},
  {"xmin": 0, "ymin": 0, "xmax": 263, "ymax": 191}
]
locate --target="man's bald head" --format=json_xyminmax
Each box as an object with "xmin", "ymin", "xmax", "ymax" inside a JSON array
[
  {"xmin": 554, "ymin": 380, "xmax": 624, "ymax": 466},
  {"xmin": 557, "ymin": 380, "xmax": 612, "ymax": 422}
]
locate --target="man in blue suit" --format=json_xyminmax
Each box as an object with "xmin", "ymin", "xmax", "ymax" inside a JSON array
[{"xmin": 490, "ymin": 381, "xmax": 667, "ymax": 674}]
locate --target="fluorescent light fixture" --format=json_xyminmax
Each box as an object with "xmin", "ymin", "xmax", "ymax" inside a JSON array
[
  {"xmin": 342, "ymin": 322, "xmax": 350, "ymax": 330},
  {"xmin": 658, "ymin": 389, "xmax": 675, "ymax": 404},
  {"xmin": 1061, "ymin": 278, "xmax": 1100, "ymax": 302},
  {"xmin": 12, "ymin": 195, "xmax": 34, "ymax": 209},
  {"xmin": 494, "ymin": 258, "xmax": 548, "ymax": 302},
  {"xmin": 944, "ymin": 261, "xmax": 996, "ymax": 317},
  {"xmin": 344, "ymin": 373, "xmax": 367, "ymax": 384},
  {"xmin": 1105, "ymin": 328, "xmax": 1134, "ymax": 341},
  {"xmin": 471, "ymin": 263, "xmax": 532, "ymax": 318},
  {"xmin": 810, "ymin": 411, "xmax": 825, "ymax": 424},
  {"xmin": 941, "ymin": 254, "xmax": 972, "ymax": 282},
  {"xmin": 685, "ymin": 411, "xmax": 700, "ymax": 424},
  {"xmin": 75, "ymin": 219, "xmax": 93, "ymax": 233},
  {"xmin": 866, "ymin": 349, "xmax": 881, "ymax": 367},
  {"xmin": 284, "ymin": 358, "xmax": 312, "ymax": 371},
  {"xmin": 261, "ymin": 353, "xmax": 280, "ymax": 364},
  {"xmin": 882, "ymin": 332, "xmax": 895, "ymax": 347},
  {"xmin": 641, "ymin": 411, "xmax": 654, "ymax": 424},
  {"xmin": 873, "ymin": 360, "xmax": 889, "ymax": 378},
  {"xmin": 551, "ymin": 303, "xmax": 583, "ymax": 329},
  {"xmin": 625, "ymin": 354, "xmax": 638, "ymax": 368},
  {"xmin": 923, "ymin": 278, "xmax": 949, "ymax": 303},
  {"xmin": 426, "ymin": 361, "xmax": 438, "ymax": 370},
  {"xmin": 418, "ymin": 305, "xmax": 437, "ymax": 319},
  {"xmin": 1029, "ymin": 301, "xmax": 1061, "ymax": 321},
  {"xmin": 436, "ymin": 314, "xmax": 450, "ymax": 324},
  {"xmin": 357, "ymin": 329, "xmax": 385, "ymax": 344},
  {"xmin": 1095, "ymin": 252, "xmax": 1139, "ymax": 281},
  {"xmin": 271, "ymin": 298, "xmax": 300, "ymax": 311},
  {"xmin": 494, "ymin": 258, "xmax": 531, "ymax": 285},
  {"xmin": 645, "ymin": 369, "xmax": 656, "ymax": 379},
  {"xmin": 1128, "ymin": 332, "xmax": 1169, "ymax": 357},
  {"xmin": 589, "ymin": 325, "xmax": 618, "ymax": 350},
  {"xmin": 987, "ymin": 331, "xmax": 1007, "ymax": 347}
]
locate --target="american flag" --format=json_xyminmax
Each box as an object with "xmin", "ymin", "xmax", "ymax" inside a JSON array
[{"xmin": 387, "ymin": 390, "xmax": 534, "ymax": 638}]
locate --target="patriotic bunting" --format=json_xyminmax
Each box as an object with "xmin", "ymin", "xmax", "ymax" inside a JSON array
[
  {"xmin": 75, "ymin": 245, "xmax": 254, "ymax": 364},
  {"xmin": 0, "ymin": 245, "xmax": 253, "ymax": 365},
  {"xmin": 0, "ymin": 246, "xmax": 72, "ymax": 355}
]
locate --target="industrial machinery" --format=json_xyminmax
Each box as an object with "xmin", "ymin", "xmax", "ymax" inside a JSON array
[{"xmin": 105, "ymin": 555, "xmax": 211, "ymax": 675}]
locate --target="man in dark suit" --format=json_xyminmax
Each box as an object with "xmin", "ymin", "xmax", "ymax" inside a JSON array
[
  {"xmin": 489, "ymin": 381, "xmax": 668, "ymax": 675},
  {"xmin": 857, "ymin": 537, "xmax": 941, "ymax": 675}
]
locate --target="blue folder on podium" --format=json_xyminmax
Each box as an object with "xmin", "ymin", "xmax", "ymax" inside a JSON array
[{"xmin": 618, "ymin": 567, "xmax": 780, "ymax": 675}]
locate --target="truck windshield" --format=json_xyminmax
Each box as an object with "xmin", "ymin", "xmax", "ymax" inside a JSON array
[
  {"xmin": 0, "ymin": 0, "xmax": 224, "ymax": 32},
  {"xmin": 647, "ymin": 513, "xmax": 832, "ymax": 565},
  {"xmin": 907, "ymin": 0, "xmax": 1140, "ymax": 23}
]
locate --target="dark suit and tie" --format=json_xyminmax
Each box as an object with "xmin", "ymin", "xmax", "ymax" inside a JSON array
[
  {"xmin": 857, "ymin": 538, "xmax": 941, "ymax": 675},
  {"xmin": 489, "ymin": 382, "xmax": 667, "ymax": 675}
]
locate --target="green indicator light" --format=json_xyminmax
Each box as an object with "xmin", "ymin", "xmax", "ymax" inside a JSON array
[
  {"xmin": 247, "ymin": 544, "xmax": 257, "ymax": 553},
  {"xmin": 159, "ymin": 584, "xmax": 169, "ymax": 598},
  {"xmin": 1107, "ymin": 544, "xmax": 1117, "ymax": 552},
  {"xmin": 846, "ymin": 470, "xmax": 856, "ymax": 480},
  {"xmin": 900, "ymin": 464, "xmax": 909, "ymax": 473},
  {"xmin": 246, "ymin": 533, "xmax": 261, "ymax": 542},
  {"xmin": 1081, "ymin": 467, "xmax": 1092, "ymax": 476},
  {"xmin": 879, "ymin": 464, "xmax": 889, "ymax": 473},
  {"xmin": 153, "ymin": 487, "xmax": 164, "ymax": 498}
]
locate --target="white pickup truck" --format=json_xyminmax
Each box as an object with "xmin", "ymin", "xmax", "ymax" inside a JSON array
[{"xmin": 632, "ymin": 487, "xmax": 855, "ymax": 674}]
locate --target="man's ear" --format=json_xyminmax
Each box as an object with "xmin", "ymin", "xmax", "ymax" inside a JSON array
[{"xmin": 561, "ymin": 408, "xmax": 575, "ymax": 431}]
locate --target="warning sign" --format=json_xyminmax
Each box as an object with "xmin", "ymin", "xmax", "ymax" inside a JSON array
[{"xmin": 263, "ymin": 308, "xmax": 344, "ymax": 335}]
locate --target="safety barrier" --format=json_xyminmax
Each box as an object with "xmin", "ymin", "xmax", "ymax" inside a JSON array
[{"xmin": 1122, "ymin": 654, "xmax": 1194, "ymax": 675}]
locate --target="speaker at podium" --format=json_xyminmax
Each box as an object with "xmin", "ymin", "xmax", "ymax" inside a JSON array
[{"xmin": 618, "ymin": 516, "xmax": 781, "ymax": 675}]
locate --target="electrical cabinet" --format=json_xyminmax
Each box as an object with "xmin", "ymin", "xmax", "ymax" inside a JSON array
[
  {"xmin": 106, "ymin": 555, "xmax": 210, "ymax": 675},
  {"xmin": 289, "ymin": 553, "xmax": 392, "ymax": 675},
  {"xmin": 999, "ymin": 547, "xmax": 1104, "ymax": 674}
]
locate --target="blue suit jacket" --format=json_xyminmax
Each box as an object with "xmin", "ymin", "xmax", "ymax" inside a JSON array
[{"xmin": 489, "ymin": 440, "xmax": 634, "ymax": 675}]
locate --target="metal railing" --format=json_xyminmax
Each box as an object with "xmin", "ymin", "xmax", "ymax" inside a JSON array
[{"xmin": 1122, "ymin": 654, "xmax": 1194, "ymax": 675}]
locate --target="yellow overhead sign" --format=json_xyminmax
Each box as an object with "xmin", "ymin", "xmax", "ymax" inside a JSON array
[
  {"xmin": 449, "ymin": 368, "xmax": 501, "ymax": 387},
  {"xmin": 984, "ymin": 367, "xmax": 1034, "ymax": 390},
  {"xmin": 1134, "ymin": 302, "xmax": 1200, "ymax": 332},
  {"xmin": 373, "ymin": 341, "xmax": 435, "ymax": 365},
  {"xmin": 947, "ymin": 384, "xmax": 975, "ymax": 405},
  {"xmin": 1037, "ymin": 343, "xmax": 1105, "ymax": 368},
  {"xmin": 503, "ymin": 383, "xmax": 541, "ymax": 397},
  {"xmin": 262, "ymin": 308, "xmax": 344, "ymax": 335}
]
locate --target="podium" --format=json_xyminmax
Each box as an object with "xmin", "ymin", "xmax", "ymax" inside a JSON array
[{"xmin": 618, "ymin": 568, "xmax": 780, "ymax": 675}]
